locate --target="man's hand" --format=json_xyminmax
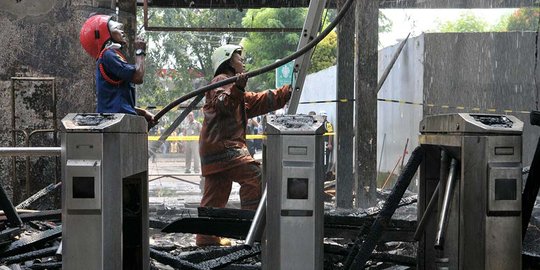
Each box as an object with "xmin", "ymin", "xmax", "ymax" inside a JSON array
[
  {"xmin": 134, "ymin": 38, "xmax": 146, "ymax": 50},
  {"xmin": 136, "ymin": 108, "xmax": 157, "ymax": 128},
  {"xmin": 235, "ymin": 73, "xmax": 248, "ymax": 90}
]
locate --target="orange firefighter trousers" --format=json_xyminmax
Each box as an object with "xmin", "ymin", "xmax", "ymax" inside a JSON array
[{"xmin": 196, "ymin": 162, "xmax": 262, "ymax": 246}]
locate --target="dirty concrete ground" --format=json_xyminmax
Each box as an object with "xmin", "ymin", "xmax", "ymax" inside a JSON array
[{"xmin": 3, "ymin": 150, "xmax": 540, "ymax": 268}]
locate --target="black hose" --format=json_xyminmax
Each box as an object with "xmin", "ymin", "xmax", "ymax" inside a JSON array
[
  {"xmin": 346, "ymin": 146, "xmax": 424, "ymax": 269},
  {"xmin": 152, "ymin": 0, "xmax": 356, "ymax": 123}
]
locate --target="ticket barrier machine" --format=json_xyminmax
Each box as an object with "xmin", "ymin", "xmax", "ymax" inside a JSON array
[
  {"xmin": 418, "ymin": 113, "xmax": 522, "ymax": 270},
  {"xmin": 61, "ymin": 113, "xmax": 149, "ymax": 270},
  {"xmin": 261, "ymin": 114, "xmax": 325, "ymax": 270}
]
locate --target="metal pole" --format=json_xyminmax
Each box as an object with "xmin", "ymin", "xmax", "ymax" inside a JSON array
[
  {"xmin": 414, "ymin": 182, "xmax": 440, "ymax": 240},
  {"xmin": 245, "ymin": 187, "xmax": 267, "ymax": 247},
  {"xmin": 435, "ymin": 158, "xmax": 458, "ymax": 249},
  {"xmin": 0, "ymin": 147, "xmax": 61, "ymax": 157},
  {"xmin": 377, "ymin": 33, "xmax": 410, "ymax": 93}
]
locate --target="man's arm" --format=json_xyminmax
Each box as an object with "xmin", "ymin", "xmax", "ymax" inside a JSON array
[
  {"xmin": 131, "ymin": 38, "xmax": 146, "ymax": 84},
  {"xmin": 244, "ymin": 84, "xmax": 292, "ymax": 118}
]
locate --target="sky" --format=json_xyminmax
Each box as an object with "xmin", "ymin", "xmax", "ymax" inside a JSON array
[{"xmin": 379, "ymin": 8, "xmax": 517, "ymax": 47}]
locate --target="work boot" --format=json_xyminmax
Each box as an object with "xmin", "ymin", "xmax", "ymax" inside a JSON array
[{"xmin": 195, "ymin": 234, "xmax": 231, "ymax": 247}]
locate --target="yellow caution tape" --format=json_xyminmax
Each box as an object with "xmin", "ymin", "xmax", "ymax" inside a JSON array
[
  {"xmin": 148, "ymin": 133, "xmax": 335, "ymax": 141},
  {"xmin": 296, "ymin": 98, "xmax": 531, "ymax": 114}
]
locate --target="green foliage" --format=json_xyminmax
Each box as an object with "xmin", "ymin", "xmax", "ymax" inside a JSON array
[
  {"xmin": 379, "ymin": 11, "xmax": 393, "ymax": 33},
  {"xmin": 241, "ymin": 8, "xmax": 306, "ymax": 90},
  {"xmin": 437, "ymin": 12, "xmax": 489, "ymax": 33},
  {"xmin": 309, "ymin": 31, "xmax": 337, "ymax": 73},
  {"xmin": 492, "ymin": 14, "xmax": 511, "ymax": 32},
  {"xmin": 137, "ymin": 7, "xmax": 393, "ymax": 103},
  {"xmin": 136, "ymin": 7, "xmax": 245, "ymax": 108},
  {"xmin": 506, "ymin": 8, "xmax": 540, "ymax": 31}
]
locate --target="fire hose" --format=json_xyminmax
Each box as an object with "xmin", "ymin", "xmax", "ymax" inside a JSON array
[
  {"xmin": 149, "ymin": 0, "xmax": 356, "ymax": 137},
  {"xmin": 344, "ymin": 146, "xmax": 424, "ymax": 269}
]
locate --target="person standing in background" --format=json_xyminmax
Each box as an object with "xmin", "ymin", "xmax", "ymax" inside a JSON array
[
  {"xmin": 181, "ymin": 111, "xmax": 202, "ymax": 173},
  {"xmin": 320, "ymin": 111, "xmax": 334, "ymax": 174}
]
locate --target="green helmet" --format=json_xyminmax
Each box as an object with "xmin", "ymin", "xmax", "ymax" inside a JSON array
[{"xmin": 211, "ymin": 44, "xmax": 243, "ymax": 76}]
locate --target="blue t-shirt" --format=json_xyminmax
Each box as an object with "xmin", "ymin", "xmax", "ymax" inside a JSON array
[{"xmin": 95, "ymin": 49, "xmax": 137, "ymax": 115}]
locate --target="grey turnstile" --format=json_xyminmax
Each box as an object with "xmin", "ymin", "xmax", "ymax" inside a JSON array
[
  {"xmin": 263, "ymin": 114, "xmax": 325, "ymax": 270},
  {"xmin": 418, "ymin": 113, "xmax": 523, "ymax": 270},
  {"xmin": 61, "ymin": 113, "xmax": 149, "ymax": 270}
]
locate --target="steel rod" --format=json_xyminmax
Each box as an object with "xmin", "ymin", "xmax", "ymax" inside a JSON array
[
  {"xmin": 10, "ymin": 77, "xmax": 55, "ymax": 81},
  {"xmin": 245, "ymin": 187, "xmax": 267, "ymax": 246},
  {"xmin": 434, "ymin": 158, "xmax": 458, "ymax": 249},
  {"xmin": 145, "ymin": 26, "xmax": 303, "ymax": 33},
  {"xmin": 0, "ymin": 147, "xmax": 61, "ymax": 157},
  {"xmin": 377, "ymin": 33, "xmax": 410, "ymax": 93}
]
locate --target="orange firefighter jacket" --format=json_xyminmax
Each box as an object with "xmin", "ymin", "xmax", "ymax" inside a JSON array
[{"xmin": 199, "ymin": 74, "xmax": 292, "ymax": 176}]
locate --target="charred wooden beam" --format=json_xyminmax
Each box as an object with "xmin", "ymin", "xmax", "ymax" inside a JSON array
[
  {"xmin": 162, "ymin": 215, "xmax": 416, "ymax": 242},
  {"xmin": 15, "ymin": 182, "xmax": 61, "ymax": 210},
  {"xmin": 162, "ymin": 217, "xmax": 251, "ymax": 239},
  {"xmin": 221, "ymin": 265, "xmax": 260, "ymax": 270},
  {"xmin": 0, "ymin": 226, "xmax": 62, "ymax": 256},
  {"xmin": 0, "ymin": 227, "xmax": 21, "ymax": 247},
  {"xmin": 28, "ymin": 262, "xmax": 62, "ymax": 269},
  {"xmin": 2, "ymin": 246, "xmax": 58, "ymax": 264},
  {"xmin": 0, "ymin": 209, "xmax": 61, "ymax": 223},
  {"xmin": 149, "ymin": 218, "xmax": 169, "ymax": 229},
  {"xmin": 324, "ymin": 244, "xmax": 416, "ymax": 267},
  {"xmin": 196, "ymin": 245, "xmax": 260, "ymax": 270},
  {"xmin": 0, "ymin": 184, "xmax": 22, "ymax": 228},
  {"xmin": 150, "ymin": 248, "xmax": 207, "ymax": 270},
  {"xmin": 180, "ymin": 246, "xmax": 250, "ymax": 263},
  {"xmin": 198, "ymin": 207, "xmax": 255, "ymax": 220},
  {"xmin": 197, "ymin": 194, "xmax": 417, "ymax": 222}
]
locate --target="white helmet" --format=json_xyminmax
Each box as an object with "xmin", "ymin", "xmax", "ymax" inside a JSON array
[
  {"xmin": 319, "ymin": 110, "xmax": 327, "ymax": 117},
  {"xmin": 211, "ymin": 44, "xmax": 243, "ymax": 76}
]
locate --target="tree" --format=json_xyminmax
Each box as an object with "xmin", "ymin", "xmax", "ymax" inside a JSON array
[
  {"xmin": 309, "ymin": 31, "xmax": 337, "ymax": 73},
  {"xmin": 242, "ymin": 8, "xmax": 394, "ymax": 89},
  {"xmin": 506, "ymin": 8, "xmax": 540, "ymax": 31},
  {"xmin": 136, "ymin": 7, "xmax": 245, "ymax": 109},
  {"xmin": 437, "ymin": 12, "xmax": 489, "ymax": 32},
  {"xmin": 241, "ymin": 8, "xmax": 307, "ymax": 90}
]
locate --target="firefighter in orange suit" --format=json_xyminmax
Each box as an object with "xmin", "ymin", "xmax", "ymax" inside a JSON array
[{"xmin": 196, "ymin": 44, "xmax": 292, "ymax": 246}]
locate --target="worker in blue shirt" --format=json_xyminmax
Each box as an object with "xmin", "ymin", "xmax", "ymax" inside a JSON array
[{"xmin": 80, "ymin": 14, "xmax": 155, "ymax": 125}]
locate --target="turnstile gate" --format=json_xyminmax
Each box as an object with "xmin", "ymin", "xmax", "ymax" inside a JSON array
[
  {"xmin": 418, "ymin": 113, "xmax": 523, "ymax": 270},
  {"xmin": 263, "ymin": 114, "xmax": 325, "ymax": 270},
  {"xmin": 61, "ymin": 113, "xmax": 149, "ymax": 270}
]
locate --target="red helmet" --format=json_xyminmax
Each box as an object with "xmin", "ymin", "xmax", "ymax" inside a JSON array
[{"xmin": 80, "ymin": 15, "xmax": 112, "ymax": 59}]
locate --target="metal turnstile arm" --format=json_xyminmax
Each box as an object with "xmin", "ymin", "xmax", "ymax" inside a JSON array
[
  {"xmin": 245, "ymin": 187, "xmax": 267, "ymax": 246},
  {"xmin": 435, "ymin": 158, "xmax": 458, "ymax": 249}
]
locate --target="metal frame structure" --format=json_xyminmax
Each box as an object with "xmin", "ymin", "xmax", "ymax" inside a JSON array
[
  {"xmin": 142, "ymin": 0, "xmax": 302, "ymax": 32},
  {"xmin": 10, "ymin": 77, "xmax": 58, "ymax": 200}
]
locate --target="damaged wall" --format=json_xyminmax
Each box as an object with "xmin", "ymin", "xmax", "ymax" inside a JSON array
[
  {"xmin": 0, "ymin": 0, "xmax": 114, "ymax": 205},
  {"xmin": 378, "ymin": 32, "xmax": 539, "ymax": 174},
  {"xmin": 423, "ymin": 32, "xmax": 538, "ymax": 165}
]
